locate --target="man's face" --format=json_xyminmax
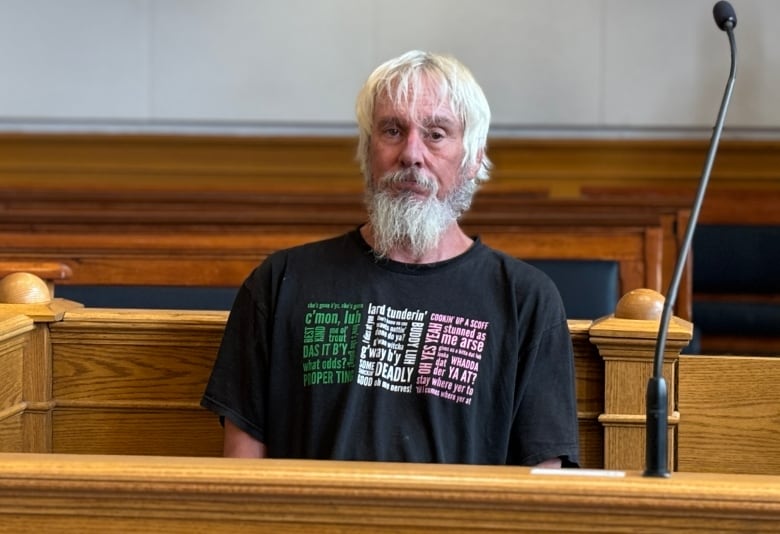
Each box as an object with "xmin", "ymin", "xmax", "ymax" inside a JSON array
[
  {"xmin": 368, "ymin": 78, "xmax": 468, "ymax": 201},
  {"xmin": 364, "ymin": 78, "xmax": 477, "ymax": 259}
]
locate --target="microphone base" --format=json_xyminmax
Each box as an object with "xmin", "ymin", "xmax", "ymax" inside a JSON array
[
  {"xmin": 643, "ymin": 376, "xmax": 670, "ymax": 478},
  {"xmin": 643, "ymin": 467, "xmax": 671, "ymax": 478}
]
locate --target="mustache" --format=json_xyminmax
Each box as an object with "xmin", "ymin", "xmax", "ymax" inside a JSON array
[{"xmin": 379, "ymin": 168, "xmax": 437, "ymax": 194}]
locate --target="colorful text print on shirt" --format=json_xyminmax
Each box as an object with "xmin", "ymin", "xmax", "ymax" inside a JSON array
[
  {"xmin": 357, "ymin": 303, "xmax": 489, "ymax": 405},
  {"xmin": 302, "ymin": 302, "xmax": 363, "ymax": 386}
]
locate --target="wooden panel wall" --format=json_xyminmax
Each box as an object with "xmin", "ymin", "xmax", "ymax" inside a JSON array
[
  {"xmin": 2, "ymin": 133, "xmax": 780, "ymax": 196},
  {"xmin": 46, "ymin": 311, "xmax": 603, "ymax": 467},
  {"xmin": 678, "ymin": 355, "xmax": 780, "ymax": 475},
  {"xmin": 0, "ymin": 305, "xmax": 604, "ymax": 467},
  {"xmin": 0, "ymin": 314, "xmax": 34, "ymax": 452},
  {"xmin": 0, "ymin": 333, "xmax": 24, "ymax": 450},
  {"xmin": 50, "ymin": 308, "xmax": 227, "ymax": 457}
]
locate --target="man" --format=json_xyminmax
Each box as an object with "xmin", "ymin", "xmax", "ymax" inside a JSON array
[{"xmin": 201, "ymin": 50, "xmax": 579, "ymax": 467}]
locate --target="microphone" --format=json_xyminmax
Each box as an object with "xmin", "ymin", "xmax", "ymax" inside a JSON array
[
  {"xmin": 713, "ymin": 0, "xmax": 737, "ymax": 30},
  {"xmin": 643, "ymin": 1, "xmax": 738, "ymax": 478}
]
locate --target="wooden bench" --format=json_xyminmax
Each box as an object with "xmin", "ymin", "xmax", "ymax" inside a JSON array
[
  {"xmin": 583, "ymin": 186, "xmax": 780, "ymax": 354},
  {"xmin": 0, "ymin": 188, "xmax": 681, "ymax": 319}
]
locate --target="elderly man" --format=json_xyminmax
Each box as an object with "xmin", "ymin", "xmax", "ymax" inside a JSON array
[{"xmin": 201, "ymin": 50, "xmax": 579, "ymax": 468}]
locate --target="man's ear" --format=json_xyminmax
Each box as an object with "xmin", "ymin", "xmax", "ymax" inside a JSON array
[{"xmin": 465, "ymin": 149, "xmax": 485, "ymax": 179}]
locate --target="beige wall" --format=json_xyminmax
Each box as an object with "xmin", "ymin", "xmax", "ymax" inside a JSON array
[{"xmin": 0, "ymin": 0, "xmax": 775, "ymax": 136}]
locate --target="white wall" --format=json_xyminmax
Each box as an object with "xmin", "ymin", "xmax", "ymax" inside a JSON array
[{"xmin": 0, "ymin": 0, "xmax": 775, "ymax": 137}]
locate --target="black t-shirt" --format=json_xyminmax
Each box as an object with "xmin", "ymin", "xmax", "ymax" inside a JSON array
[{"xmin": 201, "ymin": 229, "xmax": 579, "ymax": 466}]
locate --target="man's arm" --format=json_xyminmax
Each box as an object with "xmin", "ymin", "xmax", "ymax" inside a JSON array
[
  {"xmin": 535, "ymin": 457, "xmax": 562, "ymax": 468},
  {"xmin": 223, "ymin": 418, "xmax": 267, "ymax": 458}
]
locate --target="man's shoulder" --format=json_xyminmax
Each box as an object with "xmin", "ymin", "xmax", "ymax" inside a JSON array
[
  {"xmin": 474, "ymin": 241, "xmax": 560, "ymax": 290},
  {"xmin": 474, "ymin": 240, "xmax": 535, "ymax": 270},
  {"xmin": 272, "ymin": 229, "xmax": 360, "ymax": 259},
  {"xmin": 242, "ymin": 229, "xmax": 361, "ymax": 288}
]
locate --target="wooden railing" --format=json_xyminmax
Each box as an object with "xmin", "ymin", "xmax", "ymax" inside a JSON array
[{"xmin": 2, "ymin": 453, "xmax": 780, "ymax": 532}]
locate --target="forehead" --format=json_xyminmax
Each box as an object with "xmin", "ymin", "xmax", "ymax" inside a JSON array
[{"xmin": 373, "ymin": 76, "xmax": 459, "ymax": 127}]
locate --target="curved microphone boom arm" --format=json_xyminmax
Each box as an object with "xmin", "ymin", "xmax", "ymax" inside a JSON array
[{"xmin": 643, "ymin": 0, "xmax": 738, "ymax": 478}]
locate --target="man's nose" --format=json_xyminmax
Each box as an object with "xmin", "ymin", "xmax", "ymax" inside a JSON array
[{"xmin": 399, "ymin": 129, "xmax": 424, "ymax": 168}]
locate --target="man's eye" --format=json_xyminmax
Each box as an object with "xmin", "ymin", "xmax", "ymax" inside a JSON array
[
  {"xmin": 427, "ymin": 130, "xmax": 445, "ymax": 140},
  {"xmin": 384, "ymin": 128, "xmax": 400, "ymax": 136}
]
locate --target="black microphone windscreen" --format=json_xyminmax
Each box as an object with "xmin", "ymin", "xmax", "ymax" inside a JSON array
[{"xmin": 713, "ymin": 1, "xmax": 737, "ymax": 30}]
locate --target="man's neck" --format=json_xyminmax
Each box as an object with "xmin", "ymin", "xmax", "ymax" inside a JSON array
[{"xmin": 360, "ymin": 223, "xmax": 474, "ymax": 265}]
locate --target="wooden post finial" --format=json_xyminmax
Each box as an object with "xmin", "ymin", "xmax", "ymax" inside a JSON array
[
  {"xmin": 614, "ymin": 288, "xmax": 665, "ymax": 321},
  {"xmin": 0, "ymin": 272, "xmax": 52, "ymax": 304}
]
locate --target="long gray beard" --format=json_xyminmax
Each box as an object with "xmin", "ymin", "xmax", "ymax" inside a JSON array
[{"xmin": 366, "ymin": 169, "xmax": 477, "ymax": 260}]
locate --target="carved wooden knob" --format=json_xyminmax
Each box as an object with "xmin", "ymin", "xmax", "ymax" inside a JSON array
[
  {"xmin": 0, "ymin": 272, "xmax": 52, "ymax": 304},
  {"xmin": 615, "ymin": 288, "xmax": 665, "ymax": 320}
]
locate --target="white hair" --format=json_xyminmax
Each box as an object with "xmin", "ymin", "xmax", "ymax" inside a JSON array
[{"xmin": 355, "ymin": 50, "xmax": 492, "ymax": 184}]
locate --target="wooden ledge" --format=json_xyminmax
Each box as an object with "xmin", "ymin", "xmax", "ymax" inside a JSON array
[
  {"xmin": 0, "ymin": 313, "xmax": 34, "ymax": 341},
  {"xmin": 0, "ymin": 298, "xmax": 84, "ymax": 323},
  {"xmin": 1, "ymin": 454, "xmax": 780, "ymax": 531}
]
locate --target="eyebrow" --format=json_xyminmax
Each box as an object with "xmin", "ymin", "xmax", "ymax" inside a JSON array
[
  {"xmin": 421, "ymin": 116, "xmax": 457, "ymax": 129},
  {"xmin": 375, "ymin": 117, "xmax": 401, "ymax": 129},
  {"xmin": 374, "ymin": 115, "xmax": 457, "ymax": 130}
]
